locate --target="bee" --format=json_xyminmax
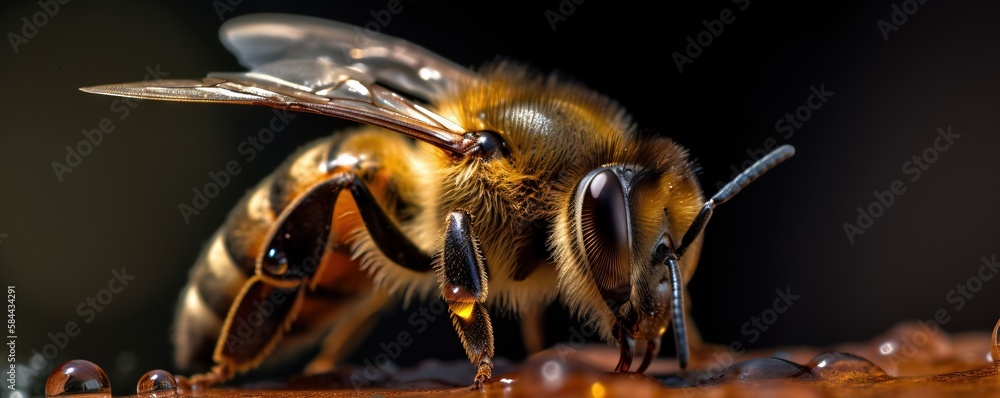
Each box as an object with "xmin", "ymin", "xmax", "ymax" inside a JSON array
[{"xmin": 81, "ymin": 13, "xmax": 794, "ymax": 389}]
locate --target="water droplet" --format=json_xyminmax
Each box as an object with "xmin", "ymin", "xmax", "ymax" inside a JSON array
[
  {"xmin": 264, "ymin": 247, "xmax": 288, "ymax": 274},
  {"xmin": 806, "ymin": 351, "xmax": 888, "ymax": 381},
  {"xmin": 488, "ymin": 352, "xmax": 660, "ymax": 395},
  {"xmin": 701, "ymin": 357, "xmax": 816, "ymax": 385},
  {"xmin": 45, "ymin": 359, "xmax": 111, "ymax": 397},
  {"xmin": 136, "ymin": 369, "xmax": 177, "ymax": 396},
  {"xmin": 872, "ymin": 323, "xmax": 951, "ymax": 368}
]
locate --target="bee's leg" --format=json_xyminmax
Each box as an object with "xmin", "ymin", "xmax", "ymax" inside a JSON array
[
  {"xmin": 175, "ymin": 275, "xmax": 305, "ymax": 391},
  {"xmin": 256, "ymin": 173, "xmax": 432, "ymax": 281},
  {"xmin": 201, "ymin": 176, "xmax": 359, "ymax": 383},
  {"xmin": 335, "ymin": 172, "xmax": 433, "ymax": 271},
  {"xmin": 212, "ymin": 276, "xmax": 306, "ymax": 375},
  {"xmin": 261, "ymin": 170, "xmax": 432, "ymax": 374},
  {"xmin": 614, "ymin": 326, "xmax": 634, "ymax": 372},
  {"xmin": 635, "ymin": 337, "xmax": 660, "ymax": 373},
  {"xmin": 436, "ymin": 211, "xmax": 494, "ymax": 390}
]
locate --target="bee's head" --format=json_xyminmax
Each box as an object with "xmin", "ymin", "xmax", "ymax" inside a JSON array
[
  {"xmin": 564, "ymin": 160, "xmax": 703, "ymax": 370},
  {"xmin": 558, "ymin": 143, "xmax": 794, "ymax": 372}
]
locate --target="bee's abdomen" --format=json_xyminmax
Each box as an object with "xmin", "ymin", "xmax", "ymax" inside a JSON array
[{"xmin": 174, "ymin": 231, "xmax": 252, "ymax": 371}]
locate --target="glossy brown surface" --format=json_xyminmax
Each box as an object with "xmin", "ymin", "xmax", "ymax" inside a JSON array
[{"xmin": 106, "ymin": 321, "xmax": 1000, "ymax": 397}]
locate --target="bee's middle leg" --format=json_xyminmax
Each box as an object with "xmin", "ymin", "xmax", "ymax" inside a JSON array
[{"xmin": 436, "ymin": 211, "xmax": 494, "ymax": 390}]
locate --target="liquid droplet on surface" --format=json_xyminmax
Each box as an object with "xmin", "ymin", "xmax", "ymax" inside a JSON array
[
  {"xmin": 490, "ymin": 352, "xmax": 660, "ymax": 396},
  {"xmin": 806, "ymin": 351, "xmax": 889, "ymax": 381},
  {"xmin": 871, "ymin": 323, "xmax": 952, "ymax": 375},
  {"xmin": 45, "ymin": 359, "xmax": 111, "ymax": 397},
  {"xmin": 701, "ymin": 357, "xmax": 816, "ymax": 385},
  {"xmin": 136, "ymin": 369, "xmax": 178, "ymax": 396},
  {"xmin": 263, "ymin": 247, "xmax": 289, "ymax": 275}
]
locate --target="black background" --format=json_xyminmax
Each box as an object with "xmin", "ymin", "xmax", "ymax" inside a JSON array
[{"xmin": 2, "ymin": 0, "xmax": 999, "ymax": 395}]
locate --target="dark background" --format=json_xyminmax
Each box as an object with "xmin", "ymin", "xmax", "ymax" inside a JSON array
[{"xmin": 2, "ymin": 0, "xmax": 999, "ymax": 395}]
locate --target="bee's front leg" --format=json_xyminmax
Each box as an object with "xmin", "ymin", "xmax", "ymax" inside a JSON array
[{"xmin": 436, "ymin": 211, "xmax": 494, "ymax": 390}]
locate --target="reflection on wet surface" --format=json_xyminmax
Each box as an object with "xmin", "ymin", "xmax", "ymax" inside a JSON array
[{"xmin": 58, "ymin": 320, "xmax": 1000, "ymax": 397}]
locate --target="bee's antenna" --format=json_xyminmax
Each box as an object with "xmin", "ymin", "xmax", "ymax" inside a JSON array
[
  {"xmin": 675, "ymin": 145, "xmax": 795, "ymax": 257},
  {"xmin": 664, "ymin": 244, "xmax": 690, "ymax": 369}
]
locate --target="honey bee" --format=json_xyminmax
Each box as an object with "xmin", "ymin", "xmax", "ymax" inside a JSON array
[{"xmin": 81, "ymin": 13, "xmax": 794, "ymax": 389}]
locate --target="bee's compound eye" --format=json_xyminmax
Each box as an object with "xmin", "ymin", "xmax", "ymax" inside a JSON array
[
  {"xmin": 584, "ymin": 170, "xmax": 629, "ymax": 249},
  {"xmin": 581, "ymin": 169, "xmax": 631, "ymax": 302}
]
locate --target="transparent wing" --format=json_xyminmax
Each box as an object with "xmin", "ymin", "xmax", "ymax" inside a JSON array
[
  {"xmin": 219, "ymin": 13, "xmax": 476, "ymax": 103},
  {"xmin": 80, "ymin": 14, "xmax": 482, "ymax": 156}
]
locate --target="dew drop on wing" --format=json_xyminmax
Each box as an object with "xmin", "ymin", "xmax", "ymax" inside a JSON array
[
  {"xmin": 136, "ymin": 369, "xmax": 178, "ymax": 396},
  {"xmin": 700, "ymin": 357, "xmax": 816, "ymax": 385},
  {"xmin": 45, "ymin": 359, "xmax": 112, "ymax": 397}
]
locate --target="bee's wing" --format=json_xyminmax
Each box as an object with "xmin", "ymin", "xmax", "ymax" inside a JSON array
[
  {"xmin": 219, "ymin": 13, "xmax": 475, "ymax": 103},
  {"xmin": 80, "ymin": 14, "xmax": 479, "ymax": 156}
]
